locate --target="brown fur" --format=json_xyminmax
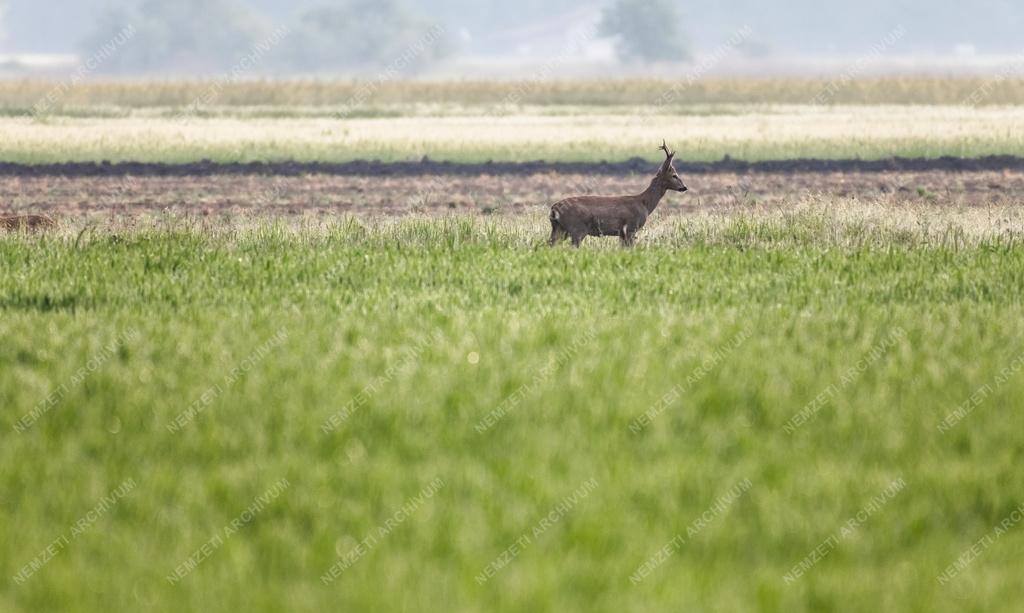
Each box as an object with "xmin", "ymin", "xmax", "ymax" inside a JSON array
[
  {"xmin": 549, "ymin": 141, "xmax": 687, "ymax": 248},
  {"xmin": 0, "ymin": 215, "xmax": 57, "ymax": 232}
]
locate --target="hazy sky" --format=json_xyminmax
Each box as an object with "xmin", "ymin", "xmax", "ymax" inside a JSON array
[
  {"xmin": 2, "ymin": 0, "xmax": 1021, "ymax": 80},
  {"xmin": 5, "ymin": 0, "xmax": 1023, "ymax": 54}
]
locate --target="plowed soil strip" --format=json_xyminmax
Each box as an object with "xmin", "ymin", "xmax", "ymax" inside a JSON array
[
  {"xmin": 3, "ymin": 156, "xmax": 1024, "ymax": 178},
  {"xmin": 2, "ymin": 169, "xmax": 1021, "ymax": 218}
]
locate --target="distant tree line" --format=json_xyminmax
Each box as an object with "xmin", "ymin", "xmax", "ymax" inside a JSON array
[
  {"xmin": 78, "ymin": 0, "xmax": 1024, "ymax": 74},
  {"xmin": 80, "ymin": 0, "xmax": 699, "ymax": 74},
  {"xmin": 80, "ymin": 0, "xmax": 453, "ymax": 75},
  {"xmin": 599, "ymin": 0, "xmax": 690, "ymax": 63}
]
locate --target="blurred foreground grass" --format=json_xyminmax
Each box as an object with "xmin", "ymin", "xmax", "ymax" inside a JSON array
[{"xmin": 2, "ymin": 214, "xmax": 1023, "ymax": 612}]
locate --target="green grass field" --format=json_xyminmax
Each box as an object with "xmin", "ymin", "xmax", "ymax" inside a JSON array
[{"xmin": 3, "ymin": 213, "xmax": 1024, "ymax": 612}]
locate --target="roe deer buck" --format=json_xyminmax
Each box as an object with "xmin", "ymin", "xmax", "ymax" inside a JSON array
[
  {"xmin": 0, "ymin": 215, "xmax": 56, "ymax": 232},
  {"xmin": 549, "ymin": 141, "xmax": 687, "ymax": 247}
]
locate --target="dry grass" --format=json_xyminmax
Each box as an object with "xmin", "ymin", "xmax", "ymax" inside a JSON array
[
  {"xmin": 4, "ymin": 105, "xmax": 1024, "ymax": 163},
  {"xmin": 7, "ymin": 174, "xmax": 1023, "ymax": 248},
  {"xmin": 6, "ymin": 78, "xmax": 1024, "ymax": 111}
]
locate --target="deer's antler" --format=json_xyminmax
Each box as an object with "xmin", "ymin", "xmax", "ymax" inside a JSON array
[{"xmin": 658, "ymin": 140, "xmax": 675, "ymax": 158}]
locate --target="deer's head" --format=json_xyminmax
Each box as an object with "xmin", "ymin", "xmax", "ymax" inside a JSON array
[{"xmin": 657, "ymin": 140, "xmax": 688, "ymax": 193}]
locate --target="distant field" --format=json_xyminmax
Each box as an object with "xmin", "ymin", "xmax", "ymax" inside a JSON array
[
  {"xmin": 1, "ymin": 78, "xmax": 1020, "ymax": 164},
  {"xmin": 3, "ymin": 77, "xmax": 1023, "ymax": 111},
  {"xmin": 3, "ymin": 105, "xmax": 1024, "ymax": 164},
  {"xmin": 3, "ymin": 210, "xmax": 1024, "ymax": 612}
]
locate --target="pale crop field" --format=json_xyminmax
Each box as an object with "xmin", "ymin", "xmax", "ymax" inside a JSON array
[
  {"xmin": 5, "ymin": 105, "xmax": 1024, "ymax": 163},
  {"xmin": 4, "ymin": 78, "xmax": 1024, "ymax": 108}
]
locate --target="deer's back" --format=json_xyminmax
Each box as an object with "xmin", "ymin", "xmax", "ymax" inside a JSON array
[{"xmin": 551, "ymin": 195, "xmax": 646, "ymax": 231}]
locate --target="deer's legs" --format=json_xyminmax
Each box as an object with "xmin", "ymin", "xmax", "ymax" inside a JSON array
[
  {"xmin": 620, "ymin": 226, "xmax": 637, "ymax": 248},
  {"xmin": 571, "ymin": 233, "xmax": 585, "ymax": 248},
  {"xmin": 549, "ymin": 220, "xmax": 569, "ymax": 245}
]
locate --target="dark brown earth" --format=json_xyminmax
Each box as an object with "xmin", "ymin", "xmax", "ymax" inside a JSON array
[
  {"xmin": 1, "ymin": 166, "xmax": 1021, "ymax": 219},
  {"xmin": 2, "ymin": 156, "xmax": 1024, "ymax": 178}
]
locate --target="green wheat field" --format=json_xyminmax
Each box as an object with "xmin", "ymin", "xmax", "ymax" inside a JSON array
[{"xmin": 3, "ymin": 211, "xmax": 1024, "ymax": 612}]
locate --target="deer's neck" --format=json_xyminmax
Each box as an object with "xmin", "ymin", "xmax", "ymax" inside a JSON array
[{"xmin": 640, "ymin": 178, "xmax": 668, "ymax": 213}]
